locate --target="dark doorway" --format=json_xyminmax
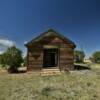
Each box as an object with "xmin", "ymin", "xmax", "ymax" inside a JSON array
[{"xmin": 43, "ymin": 49, "xmax": 58, "ymax": 68}]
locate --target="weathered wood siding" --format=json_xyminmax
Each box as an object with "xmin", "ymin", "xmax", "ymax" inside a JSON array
[
  {"xmin": 27, "ymin": 46, "xmax": 43, "ymax": 71},
  {"xmin": 59, "ymin": 46, "xmax": 74, "ymax": 71},
  {"xmin": 27, "ymin": 36, "xmax": 75, "ymax": 71},
  {"xmin": 49, "ymin": 37, "xmax": 74, "ymax": 70}
]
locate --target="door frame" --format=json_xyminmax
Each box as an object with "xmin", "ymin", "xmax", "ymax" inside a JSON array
[{"xmin": 43, "ymin": 48, "xmax": 59, "ymax": 69}]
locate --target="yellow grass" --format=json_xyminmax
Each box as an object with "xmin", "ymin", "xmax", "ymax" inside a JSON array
[{"xmin": 0, "ymin": 66, "xmax": 100, "ymax": 100}]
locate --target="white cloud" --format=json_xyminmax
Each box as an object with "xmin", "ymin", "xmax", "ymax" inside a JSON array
[
  {"xmin": 0, "ymin": 38, "xmax": 15, "ymax": 54},
  {"xmin": 0, "ymin": 39, "xmax": 15, "ymax": 47},
  {"xmin": 24, "ymin": 41, "xmax": 28, "ymax": 45}
]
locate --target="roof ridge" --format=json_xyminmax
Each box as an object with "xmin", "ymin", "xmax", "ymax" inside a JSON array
[{"xmin": 25, "ymin": 29, "xmax": 76, "ymax": 48}]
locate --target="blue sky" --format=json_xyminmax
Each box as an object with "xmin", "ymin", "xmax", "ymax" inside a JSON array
[{"xmin": 0, "ymin": 0, "xmax": 100, "ymax": 57}]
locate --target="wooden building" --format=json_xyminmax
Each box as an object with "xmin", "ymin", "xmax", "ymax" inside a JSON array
[{"xmin": 25, "ymin": 29, "xmax": 76, "ymax": 71}]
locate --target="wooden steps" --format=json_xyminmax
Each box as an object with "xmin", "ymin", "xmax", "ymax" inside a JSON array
[{"xmin": 41, "ymin": 69, "xmax": 61, "ymax": 76}]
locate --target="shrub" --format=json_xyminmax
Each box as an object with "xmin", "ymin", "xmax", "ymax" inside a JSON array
[
  {"xmin": 4, "ymin": 46, "xmax": 23, "ymax": 73},
  {"xmin": 74, "ymin": 50, "xmax": 85, "ymax": 63},
  {"xmin": 91, "ymin": 51, "xmax": 100, "ymax": 63}
]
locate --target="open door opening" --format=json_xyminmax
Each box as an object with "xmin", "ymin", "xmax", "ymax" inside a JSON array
[{"xmin": 43, "ymin": 49, "xmax": 58, "ymax": 68}]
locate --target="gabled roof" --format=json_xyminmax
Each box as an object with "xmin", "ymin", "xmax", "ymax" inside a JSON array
[{"xmin": 25, "ymin": 29, "xmax": 76, "ymax": 48}]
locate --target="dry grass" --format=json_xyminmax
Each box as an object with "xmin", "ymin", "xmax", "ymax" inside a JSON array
[
  {"xmin": 0, "ymin": 65, "xmax": 100, "ymax": 100},
  {"xmin": 90, "ymin": 63, "xmax": 100, "ymax": 69}
]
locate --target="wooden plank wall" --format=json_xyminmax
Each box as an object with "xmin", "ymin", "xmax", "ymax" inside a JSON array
[
  {"xmin": 59, "ymin": 44, "xmax": 74, "ymax": 71},
  {"xmin": 27, "ymin": 36, "xmax": 75, "ymax": 71},
  {"xmin": 27, "ymin": 47, "xmax": 43, "ymax": 71}
]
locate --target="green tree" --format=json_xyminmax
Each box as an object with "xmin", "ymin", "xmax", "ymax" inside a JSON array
[
  {"xmin": 0, "ymin": 53, "xmax": 7, "ymax": 68},
  {"xmin": 4, "ymin": 46, "xmax": 23, "ymax": 73},
  {"xmin": 92, "ymin": 51, "xmax": 100, "ymax": 63},
  {"xmin": 74, "ymin": 50, "xmax": 85, "ymax": 63},
  {"xmin": 23, "ymin": 56, "xmax": 27, "ymax": 66}
]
